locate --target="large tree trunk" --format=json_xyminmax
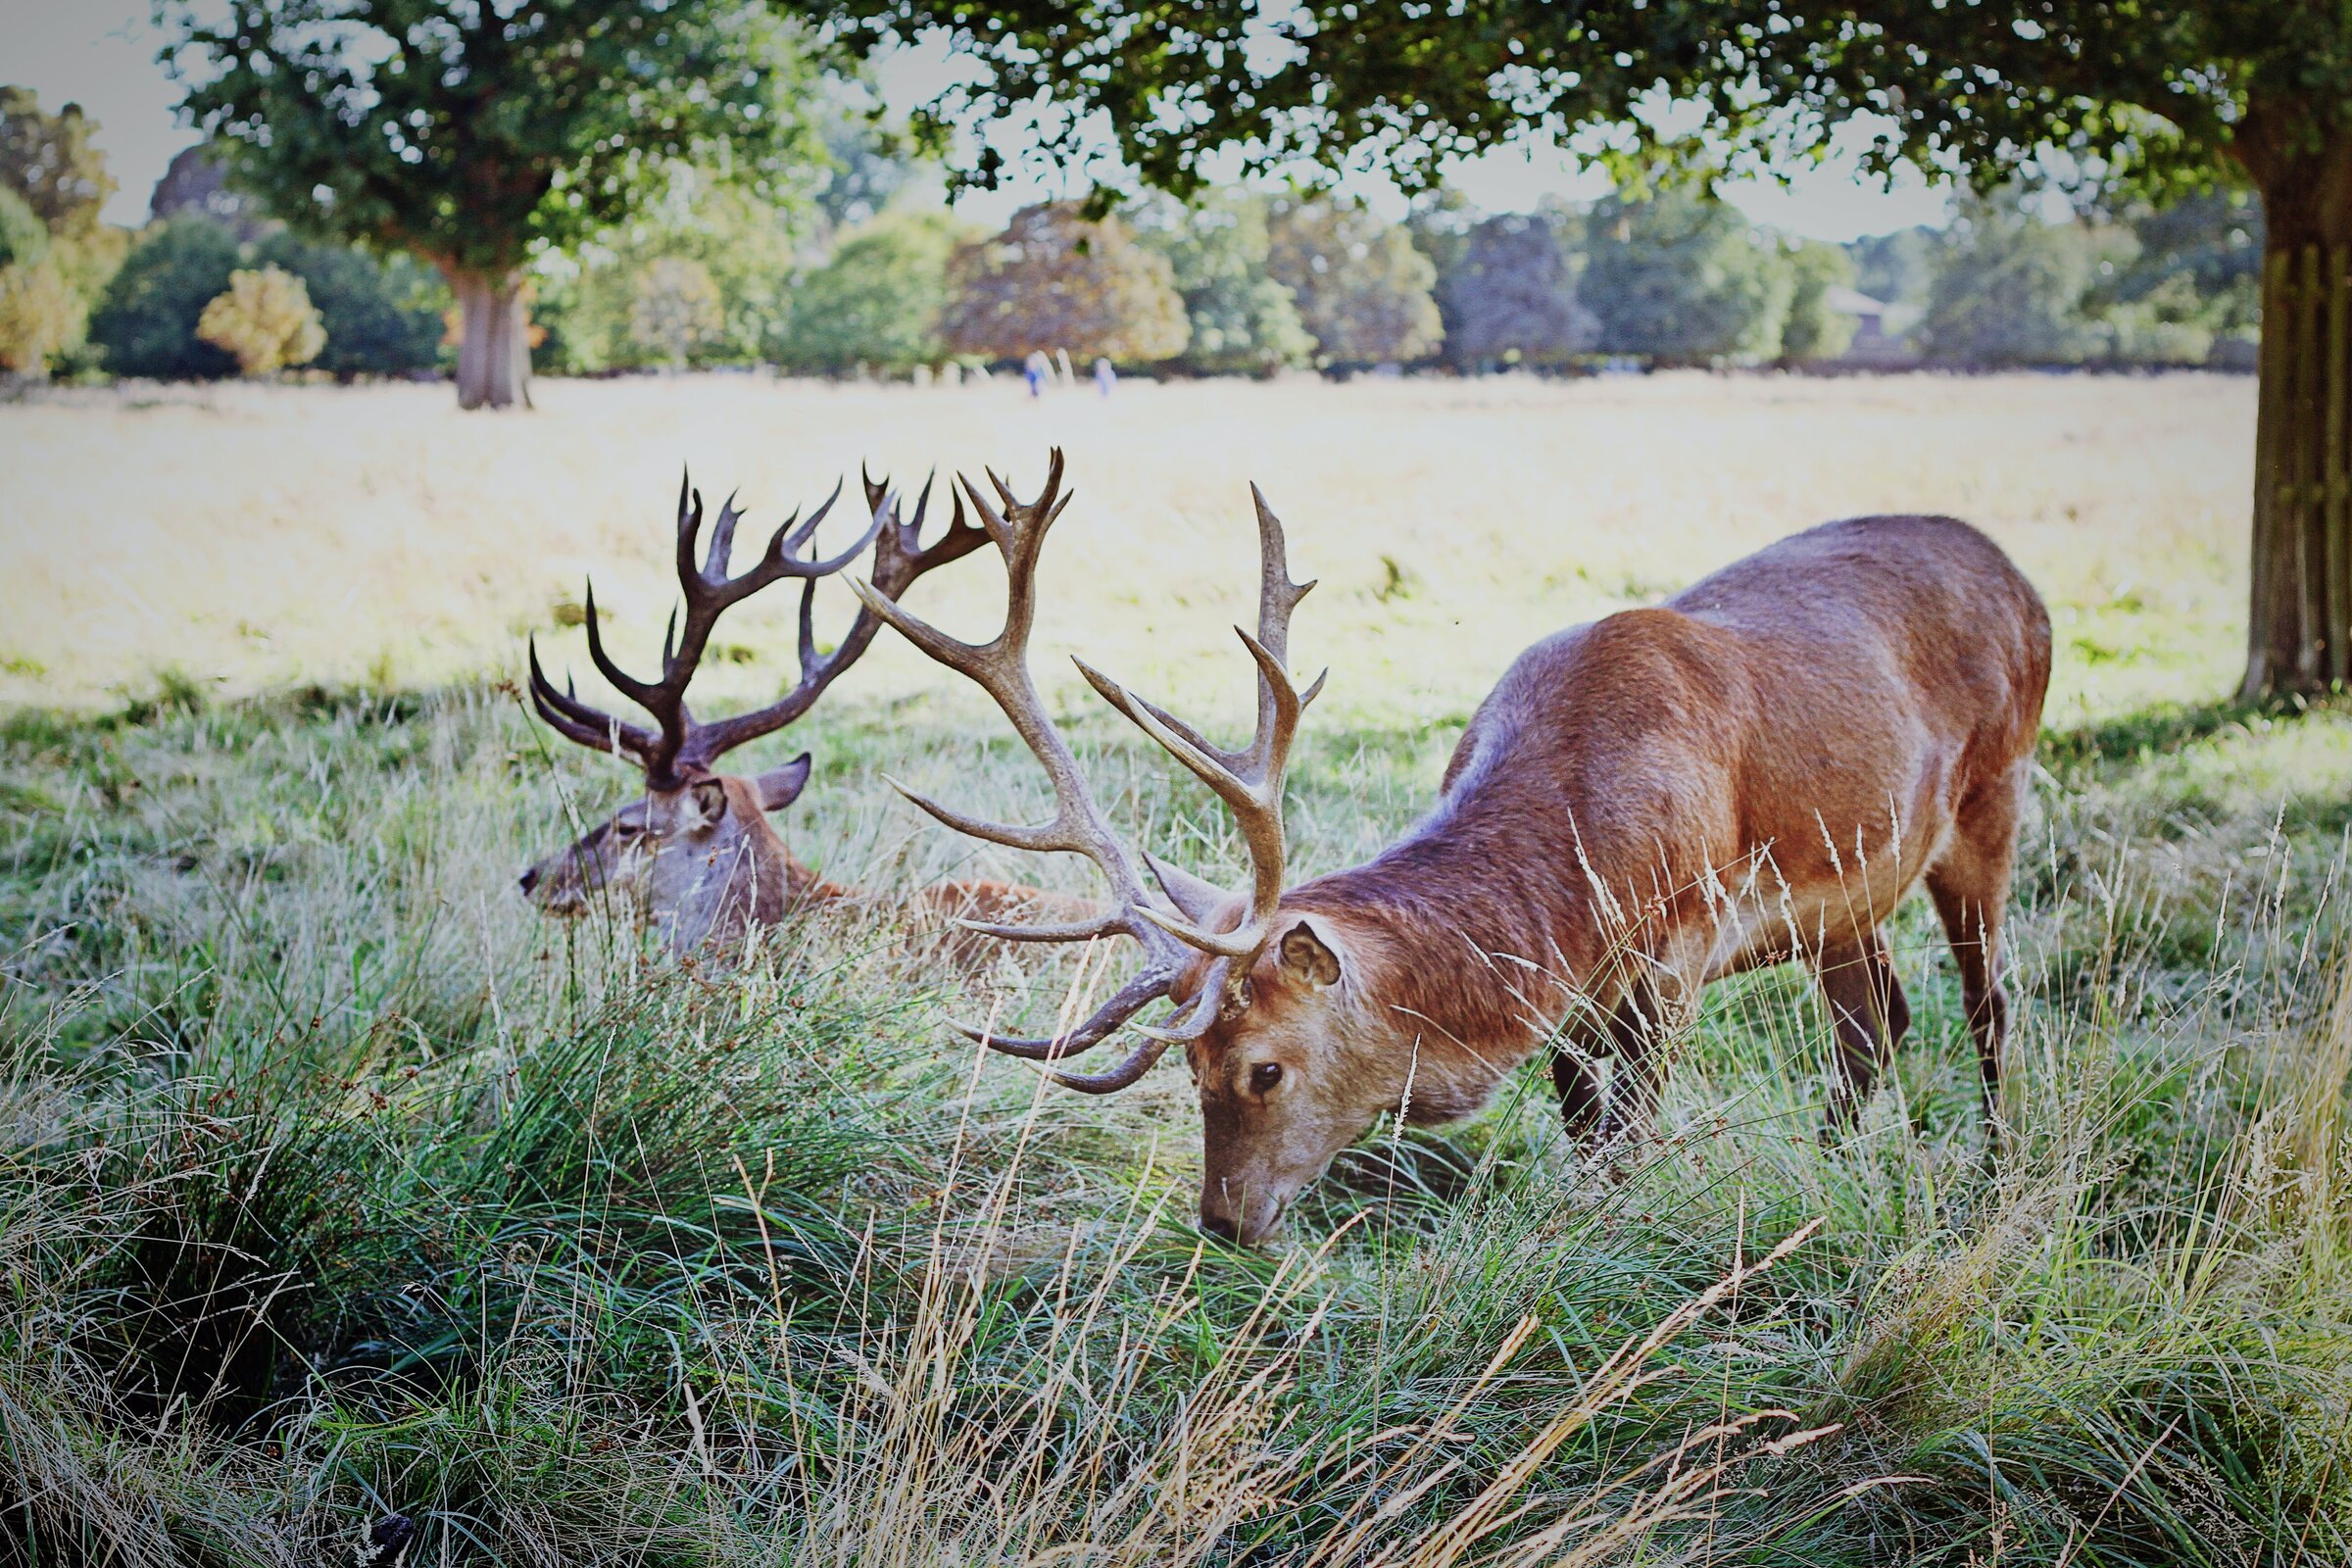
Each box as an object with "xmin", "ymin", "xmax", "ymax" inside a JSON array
[
  {"xmin": 451, "ymin": 268, "xmax": 533, "ymax": 411},
  {"xmin": 2239, "ymin": 106, "xmax": 2352, "ymax": 698}
]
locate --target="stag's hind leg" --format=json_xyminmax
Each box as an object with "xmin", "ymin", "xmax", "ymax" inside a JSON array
[
  {"xmin": 1926, "ymin": 777, "xmax": 2022, "ymax": 1133},
  {"xmin": 1814, "ymin": 928, "xmax": 1912, "ymax": 1133}
]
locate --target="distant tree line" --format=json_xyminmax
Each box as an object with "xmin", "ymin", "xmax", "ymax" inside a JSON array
[
  {"xmin": 0, "ymin": 83, "xmax": 2265, "ymax": 388},
  {"xmin": 530, "ymin": 176, "xmax": 2262, "ymax": 379}
]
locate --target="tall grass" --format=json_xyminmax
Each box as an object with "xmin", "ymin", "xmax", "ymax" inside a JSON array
[{"xmin": 2, "ymin": 678, "xmax": 2347, "ymax": 1564}]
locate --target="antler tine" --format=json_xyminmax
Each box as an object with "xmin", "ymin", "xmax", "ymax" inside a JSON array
[
  {"xmin": 706, "ymin": 491, "xmax": 743, "ymax": 579},
  {"xmin": 950, "ymin": 969, "xmax": 1180, "ymax": 1060},
  {"xmin": 527, "ymin": 636, "xmax": 657, "ymax": 760},
  {"xmin": 1062, "ymin": 485, "xmax": 1320, "ymax": 953},
  {"xmin": 686, "ymin": 474, "xmax": 995, "ymax": 770},
  {"xmin": 1049, "ymin": 969, "xmax": 1230, "ymax": 1091}
]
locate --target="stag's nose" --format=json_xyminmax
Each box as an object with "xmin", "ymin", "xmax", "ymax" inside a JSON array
[
  {"xmin": 1200, "ymin": 1213, "xmax": 1239, "ymax": 1243},
  {"xmin": 517, "ymin": 865, "xmax": 539, "ymax": 897}
]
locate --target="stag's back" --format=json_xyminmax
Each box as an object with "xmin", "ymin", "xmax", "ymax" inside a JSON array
[{"xmin": 1423, "ymin": 514, "xmax": 2048, "ymax": 918}]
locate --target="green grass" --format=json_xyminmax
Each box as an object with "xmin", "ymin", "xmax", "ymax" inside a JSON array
[{"xmin": 1, "ymin": 678, "xmax": 2349, "ymax": 1565}]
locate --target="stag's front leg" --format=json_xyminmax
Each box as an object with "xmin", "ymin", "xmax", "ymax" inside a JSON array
[{"xmin": 1814, "ymin": 930, "xmax": 1911, "ymax": 1133}]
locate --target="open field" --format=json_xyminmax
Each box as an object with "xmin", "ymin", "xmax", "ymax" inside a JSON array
[
  {"xmin": 2, "ymin": 372, "xmax": 2250, "ymax": 721},
  {"xmin": 4, "ymin": 373, "xmax": 2351, "ymax": 1564}
]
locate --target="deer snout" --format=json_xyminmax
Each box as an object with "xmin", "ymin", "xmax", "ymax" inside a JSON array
[
  {"xmin": 517, "ymin": 864, "xmax": 540, "ymax": 897},
  {"xmin": 1200, "ymin": 1185, "xmax": 1288, "ymax": 1247}
]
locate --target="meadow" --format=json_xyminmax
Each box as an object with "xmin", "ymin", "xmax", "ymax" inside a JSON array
[{"xmin": 3, "ymin": 371, "xmax": 2349, "ymax": 1565}]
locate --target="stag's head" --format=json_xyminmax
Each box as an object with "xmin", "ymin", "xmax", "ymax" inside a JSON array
[
  {"xmin": 855, "ymin": 452, "xmax": 1380, "ymax": 1245},
  {"xmin": 523, "ymin": 469, "xmax": 985, "ymax": 952}
]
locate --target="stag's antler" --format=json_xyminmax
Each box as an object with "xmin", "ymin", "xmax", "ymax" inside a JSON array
[
  {"xmin": 848, "ymin": 450, "xmax": 1323, "ymax": 1092},
  {"xmin": 530, "ymin": 467, "xmax": 987, "ymax": 789}
]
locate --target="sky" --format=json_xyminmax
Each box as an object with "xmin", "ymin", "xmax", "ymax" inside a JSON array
[{"xmin": 5, "ymin": 0, "xmax": 1952, "ymax": 241}]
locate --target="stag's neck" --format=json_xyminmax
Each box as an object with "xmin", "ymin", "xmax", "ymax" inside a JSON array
[
  {"xmin": 670, "ymin": 824, "xmax": 841, "ymax": 955},
  {"xmin": 1289, "ymin": 782, "xmax": 1615, "ymax": 1110}
]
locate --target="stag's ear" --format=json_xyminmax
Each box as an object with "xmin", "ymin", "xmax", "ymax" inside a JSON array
[
  {"xmin": 685, "ymin": 776, "xmax": 731, "ymax": 829},
  {"xmin": 1276, "ymin": 918, "xmax": 1343, "ymax": 991},
  {"xmin": 754, "ymin": 754, "xmax": 813, "ymax": 812}
]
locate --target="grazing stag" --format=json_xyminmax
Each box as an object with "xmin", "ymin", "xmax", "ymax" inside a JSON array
[
  {"xmin": 522, "ymin": 470, "xmax": 1072, "ymax": 957},
  {"xmin": 856, "ymin": 452, "xmax": 2050, "ymax": 1244}
]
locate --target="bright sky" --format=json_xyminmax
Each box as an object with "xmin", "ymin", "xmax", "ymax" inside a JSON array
[{"xmin": 5, "ymin": 0, "xmax": 1951, "ymax": 241}]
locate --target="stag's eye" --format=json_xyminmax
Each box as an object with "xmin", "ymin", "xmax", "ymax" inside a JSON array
[{"xmin": 1250, "ymin": 1061, "xmax": 1283, "ymax": 1094}]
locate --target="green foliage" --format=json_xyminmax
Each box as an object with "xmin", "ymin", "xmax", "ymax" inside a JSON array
[
  {"xmin": 0, "ymin": 256, "xmax": 78, "ymax": 373},
  {"xmin": 254, "ymin": 235, "xmax": 447, "ymax": 379},
  {"xmin": 161, "ymin": 2, "xmax": 831, "ymax": 281},
  {"xmin": 940, "ymin": 201, "xmax": 1190, "ymax": 365},
  {"xmin": 0, "ymin": 86, "xmax": 115, "ymax": 238},
  {"xmin": 1848, "ymin": 227, "xmax": 1937, "ymax": 308},
  {"xmin": 1921, "ymin": 194, "xmax": 2119, "ymax": 368},
  {"xmin": 628, "ymin": 256, "xmax": 724, "ymax": 368},
  {"xmin": 535, "ymin": 181, "xmax": 808, "ymax": 373},
  {"xmin": 1579, "ymin": 184, "xmax": 1793, "ymax": 365},
  {"xmin": 1426, "ymin": 208, "xmax": 1594, "ymax": 372},
  {"xmin": 197, "ymin": 264, "xmax": 326, "ymax": 375},
  {"xmin": 86, "ymin": 218, "xmax": 241, "ymax": 381},
  {"xmin": 772, "ymin": 210, "xmax": 961, "ymax": 374},
  {"xmin": 0, "ymin": 184, "xmax": 45, "ymax": 270},
  {"xmin": 838, "ymin": 3, "xmax": 2345, "ymax": 218},
  {"xmin": 1263, "ymin": 196, "xmax": 1444, "ymax": 367},
  {"xmin": 1780, "ymin": 239, "xmax": 1859, "ymax": 363},
  {"xmin": 1132, "ymin": 191, "xmax": 1315, "ymax": 376}
]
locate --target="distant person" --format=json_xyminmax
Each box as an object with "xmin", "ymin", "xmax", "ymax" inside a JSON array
[
  {"xmin": 1094, "ymin": 357, "xmax": 1116, "ymax": 398},
  {"xmin": 1023, "ymin": 350, "xmax": 1050, "ymax": 399}
]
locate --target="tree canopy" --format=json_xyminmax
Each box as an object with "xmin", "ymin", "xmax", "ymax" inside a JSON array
[
  {"xmin": 939, "ymin": 202, "xmax": 1189, "ymax": 365},
  {"xmin": 162, "ymin": 1, "xmax": 831, "ymax": 405}
]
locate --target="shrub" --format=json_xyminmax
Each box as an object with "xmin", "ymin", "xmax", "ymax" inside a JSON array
[
  {"xmin": 196, "ymin": 264, "xmax": 325, "ymax": 375},
  {"xmin": 0, "ymin": 257, "xmax": 78, "ymax": 372},
  {"xmin": 255, "ymin": 235, "xmax": 445, "ymax": 379},
  {"xmin": 86, "ymin": 218, "xmax": 241, "ymax": 379}
]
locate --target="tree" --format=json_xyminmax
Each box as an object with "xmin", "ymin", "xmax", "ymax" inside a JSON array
[
  {"xmin": 1429, "ymin": 210, "xmax": 1594, "ymax": 372},
  {"xmin": 1132, "ymin": 191, "xmax": 1315, "ymax": 376},
  {"xmin": 630, "ymin": 257, "xmax": 725, "ymax": 368},
  {"xmin": 1780, "ymin": 241, "xmax": 1859, "ymax": 364},
  {"xmin": 148, "ymin": 145, "xmax": 270, "ymax": 240},
  {"xmin": 536, "ymin": 180, "xmax": 808, "ymax": 374},
  {"xmin": 772, "ymin": 210, "xmax": 960, "ymax": 375},
  {"xmin": 1578, "ymin": 184, "xmax": 1791, "ymax": 365},
  {"xmin": 1920, "ymin": 194, "xmax": 2113, "ymax": 368},
  {"xmin": 1262, "ymin": 197, "xmax": 1442, "ymax": 368},
  {"xmin": 198, "ymin": 264, "xmax": 326, "ymax": 375},
  {"xmin": 829, "ymin": 4, "xmax": 2352, "ymax": 691},
  {"xmin": 0, "ymin": 88, "xmax": 114, "ymax": 239},
  {"xmin": 86, "ymin": 219, "xmax": 241, "ymax": 380},
  {"xmin": 162, "ymin": 3, "xmax": 824, "ymax": 410},
  {"xmin": 1848, "ymin": 228, "xmax": 1936, "ymax": 310},
  {"xmin": 940, "ymin": 202, "xmax": 1189, "ymax": 365}
]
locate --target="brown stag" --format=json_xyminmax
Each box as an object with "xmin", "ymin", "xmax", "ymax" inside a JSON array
[
  {"xmin": 521, "ymin": 469, "xmax": 1079, "ymax": 958},
  {"xmin": 854, "ymin": 451, "xmax": 2051, "ymax": 1245}
]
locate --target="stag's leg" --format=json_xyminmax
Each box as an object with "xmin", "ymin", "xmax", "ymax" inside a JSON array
[
  {"xmin": 1554, "ymin": 981, "xmax": 1663, "ymax": 1139},
  {"xmin": 1814, "ymin": 929, "xmax": 1911, "ymax": 1132},
  {"xmin": 1926, "ymin": 783, "xmax": 2020, "ymax": 1135},
  {"xmin": 1551, "ymin": 1036, "xmax": 1608, "ymax": 1138},
  {"xmin": 1596, "ymin": 980, "xmax": 1666, "ymax": 1139}
]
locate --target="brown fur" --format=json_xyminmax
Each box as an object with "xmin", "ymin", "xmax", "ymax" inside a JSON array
[{"xmin": 1177, "ymin": 514, "xmax": 2051, "ymax": 1242}]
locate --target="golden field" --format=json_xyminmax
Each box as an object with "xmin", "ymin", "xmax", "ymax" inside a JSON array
[{"xmin": 0, "ymin": 370, "xmax": 2251, "ymax": 722}]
